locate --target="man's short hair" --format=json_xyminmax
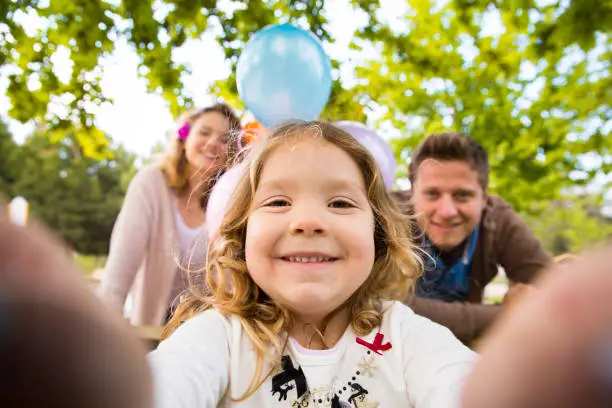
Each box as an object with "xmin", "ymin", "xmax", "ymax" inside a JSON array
[{"xmin": 409, "ymin": 132, "xmax": 489, "ymax": 191}]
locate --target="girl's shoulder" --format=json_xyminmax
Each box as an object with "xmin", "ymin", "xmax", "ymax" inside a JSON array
[
  {"xmin": 380, "ymin": 300, "xmax": 417, "ymax": 325},
  {"xmin": 381, "ymin": 300, "xmax": 462, "ymax": 345},
  {"xmin": 155, "ymin": 308, "xmax": 232, "ymax": 352},
  {"xmin": 380, "ymin": 300, "xmax": 476, "ymax": 378}
]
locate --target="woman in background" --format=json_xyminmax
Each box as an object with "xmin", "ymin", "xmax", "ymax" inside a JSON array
[{"xmin": 99, "ymin": 103, "xmax": 241, "ymax": 327}]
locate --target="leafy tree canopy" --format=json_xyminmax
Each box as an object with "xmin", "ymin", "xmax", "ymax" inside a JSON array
[{"xmin": 1, "ymin": 0, "xmax": 610, "ymax": 211}]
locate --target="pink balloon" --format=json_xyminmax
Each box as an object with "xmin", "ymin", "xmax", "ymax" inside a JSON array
[
  {"xmin": 206, "ymin": 164, "xmax": 247, "ymax": 240},
  {"xmin": 333, "ymin": 121, "xmax": 397, "ymax": 189}
]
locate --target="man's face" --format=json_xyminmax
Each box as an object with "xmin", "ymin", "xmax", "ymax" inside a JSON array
[{"xmin": 412, "ymin": 159, "xmax": 487, "ymax": 251}]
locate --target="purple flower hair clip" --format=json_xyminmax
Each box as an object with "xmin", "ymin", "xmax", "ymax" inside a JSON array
[{"xmin": 178, "ymin": 122, "xmax": 190, "ymax": 140}]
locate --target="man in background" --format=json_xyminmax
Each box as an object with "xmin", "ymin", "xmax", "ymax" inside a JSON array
[{"xmin": 392, "ymin": 132, "xmax": 553, "ymax": 342}]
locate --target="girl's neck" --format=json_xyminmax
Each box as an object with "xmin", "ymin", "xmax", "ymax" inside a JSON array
[{"xmin": 289, "ymin": 308, "xmax": 350, "ymax": 351}]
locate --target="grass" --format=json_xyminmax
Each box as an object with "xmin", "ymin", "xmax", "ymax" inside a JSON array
[
  {"xmin": 491, "ymin": 273, "xmax": 509, "ymax": 285},
  {"xmin": 484, "ymin": 295, "xmax": 504, "ymax": 305},
  {"xmin": 73, "ymin": 254, "xmax": 106, "ymax": 275}
]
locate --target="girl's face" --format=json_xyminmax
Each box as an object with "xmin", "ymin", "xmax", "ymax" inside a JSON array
[
  {"xmin": 183, "ymin": 111, "xmax": 231, "ymax": 177},
  {"xmin": 245, "ymin": 139, "xmax": 376, "ymax": 324}
]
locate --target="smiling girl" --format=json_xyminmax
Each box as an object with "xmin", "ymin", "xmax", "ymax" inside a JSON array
[{"xmin": 149, "ymin": 121, "xmax": 476, "ymax": 407}]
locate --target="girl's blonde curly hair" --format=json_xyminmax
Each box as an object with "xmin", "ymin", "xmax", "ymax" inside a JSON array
[{"xmin": 164, "ymin": 120, "xmax": 422, "ymax": 399}]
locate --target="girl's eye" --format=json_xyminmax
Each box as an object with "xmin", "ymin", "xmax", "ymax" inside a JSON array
[
  {"xmin": 265, "ymin": 199, "xmax": 290, "ymax": 207},
  {"xmin": 329, "ymin": 200, "xmax": 354, "ymax": 209}
]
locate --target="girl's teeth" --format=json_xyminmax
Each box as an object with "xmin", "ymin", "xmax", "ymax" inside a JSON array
[{"xmin": 286, "ymin": 257, "xmax": 332, "ymax": 263}]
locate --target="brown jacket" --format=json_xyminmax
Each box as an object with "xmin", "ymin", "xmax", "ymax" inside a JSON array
[{"xmin": 391, "ymin": 191, "xmax": 553, "ymax": 342}]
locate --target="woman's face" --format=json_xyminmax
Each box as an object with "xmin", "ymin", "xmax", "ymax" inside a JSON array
[{"xmin": 183, "ymin": 111, "xmax": 232, "ymax": 177}]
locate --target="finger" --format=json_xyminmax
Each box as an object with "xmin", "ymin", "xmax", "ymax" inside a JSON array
[
  {"xmin": 0, "ymin": 219, "xmax": 152, "ymax": 408},
  {"xmin": 464, "ymin": 247, "xmax": 612, "ymax": 408}
]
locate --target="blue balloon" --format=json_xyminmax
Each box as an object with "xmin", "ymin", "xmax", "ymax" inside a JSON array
[{"xmin": 236, "ymin": 24, "xmax": 333, "ymax": 128}]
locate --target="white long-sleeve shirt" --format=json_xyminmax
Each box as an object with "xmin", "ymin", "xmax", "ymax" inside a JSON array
[{"xmin": 148, "ymin": 301, "xmax": 477, "ymax": 408}]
